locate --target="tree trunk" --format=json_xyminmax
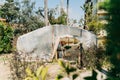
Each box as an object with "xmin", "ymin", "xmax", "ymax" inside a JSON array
[
  {"xmin": 67, "ymin": 0, "xmax": 69, "ymax": 25},
  {"xmin": 44, "ymin": 0, "xmax": 48, "ymax": 26},
  {"xmin": 60, "ymin": 0, "xmax": 64, "ymax": 15}
]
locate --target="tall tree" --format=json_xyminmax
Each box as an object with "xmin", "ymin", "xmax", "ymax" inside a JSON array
[
  {"xmin": 0, "ymin": 0, "xmax": 19, "ymax": 23},
  {"xmin": 82, "ymin": 3, "xmax": 104, "ymax": 34},
  {"xmin": 18, "ymin": 0, "xmax": 44, "ymax": 33}
]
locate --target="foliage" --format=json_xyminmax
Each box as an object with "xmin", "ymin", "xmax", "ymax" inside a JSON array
[
  {"xmin": 78, "ymin": 46, "xmax": 107, "ymax": 70},
  {"xmin": 56, "ymin": 60, "xmax": 78, "ymax": 80},
  {"xmin": 10, "ymin": 52, "xmax": 45, "ymax": 80},
  {"xmin": 25, "ymin": 66, "xmax": 48, "ymax": 80},
  {"xmin": 48, "ymin": 8, "xmax": 57, "ymax": 24},
  {"xmin": 98, "ymin": 0, "xmax": 110, "ymax": 10},
  {"xmin": 0, "ymin": 0, "xmax": 19, "ymax": 23},
  {"xmin": 0, "ymin": 0, "xmax": 67, "ymax": 34},
  {"xmin": 0, "ymin": 23, "xmax": 13, "ymax": 53},
  {"xmin": 35, "ymin": 5, "xmax": 67, "ymax": 25},
  {"xmin": 82, "ymin": 47, "xmax": 97, "ymax": 69},
  {"xmin": 83, "ymin": 3, "xmax": 105, "ymax": 34},
  {"xmin": 105, "ymin": 0, "xmax": 120, "ymax": 78},
  {"xmin": 0, "ymin": 0, "xmax": 45, "ymax": 34},
  {"xmin": 57, "ymin": 12, "xmax": 67, "ymax": 25},
  {"xmin": 101, "ymin": 56, "xmax": 113, "ymax": 70},
  {"xmin": 17, "ymin": 0, "xmax": 45, "ymax": 33},
  {"xmin": 47, "ymin": 7, "xmax": 67, "ymax": 25},
  {"xmin": 87, "ymin": 16, "xmax": 105, "ymax": 34}
]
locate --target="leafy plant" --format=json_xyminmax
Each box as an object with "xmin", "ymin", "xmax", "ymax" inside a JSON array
[
  {"xmin": 25, "ymin": 65, "xmax": 48, "ymax": 80},
  {"xmin": 56, "ymin": 60, "xmax": 78, "ymax": 80},
  {"xmin": 0, "ymin": 23, "xmax": 13, "ymax": 53}
]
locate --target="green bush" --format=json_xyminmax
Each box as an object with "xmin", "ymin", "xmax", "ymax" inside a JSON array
[{"xmin": 0, "ymin": 23, "xmax": 13, "ymax": 53}]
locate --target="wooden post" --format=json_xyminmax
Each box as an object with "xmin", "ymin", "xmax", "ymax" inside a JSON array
[
  {"xmin": 80, "ymin": 29, "xmax": 82, "ymax": 37},
  {"xmin": 78, "ymin": 43, "xmax": 83, "ymax": 68},
  {"xmin": 56, "ymin": 52, "xmax": 58, "ymax": 60}
]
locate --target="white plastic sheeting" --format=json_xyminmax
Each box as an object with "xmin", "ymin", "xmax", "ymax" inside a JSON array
[{"xmin": 17, "ymin": 25, "xmax": 97, "ymax": 60}]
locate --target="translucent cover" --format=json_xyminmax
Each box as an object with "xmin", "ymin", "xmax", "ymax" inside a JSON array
[{"xmin": 17, "ymin": 25, "xmax": 97, "ymax": 60}]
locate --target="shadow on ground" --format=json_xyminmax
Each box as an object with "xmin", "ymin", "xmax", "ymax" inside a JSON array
[{"xmin": 84, "ymin": 70, "xmax": 97, "ymax": 80}]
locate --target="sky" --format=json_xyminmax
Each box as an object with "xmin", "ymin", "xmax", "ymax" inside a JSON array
[
  {"xmin": 34, "ymin": 0, "xmax": 85, "ymax": 21},
  {"xmin": 0, "ymin": 0, "xmax": 85, "ymax": 21}
]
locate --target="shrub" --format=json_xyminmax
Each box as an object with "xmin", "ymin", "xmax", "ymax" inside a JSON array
[
  {"xmin": 0, "ymin": 23, "xmax": 13, "ymax": 53},
  {"xmin": 81, "ymin": 47, "xmax": 102, "ymax": 69},
  {"xmin": 10, "ymin": 52, "xmax": 45, "ymax": 80}
]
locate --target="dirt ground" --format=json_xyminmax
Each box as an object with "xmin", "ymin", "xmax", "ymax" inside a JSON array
[
  {"xmin": 0, "ymin": 54, "xmax": 11, "ymax": 80},
  {"xmin": 0, "ymin": 54, "xmax": 107, "ymax": 80}
]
